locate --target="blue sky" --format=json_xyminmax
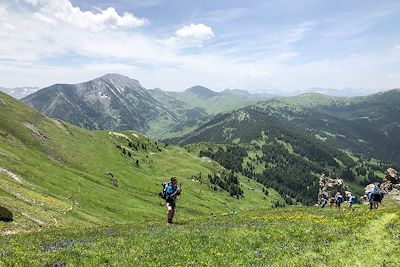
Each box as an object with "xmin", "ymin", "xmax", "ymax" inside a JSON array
[{"xmin": 0, "ymin": 0, "xmax": 399, "ymax": 94}]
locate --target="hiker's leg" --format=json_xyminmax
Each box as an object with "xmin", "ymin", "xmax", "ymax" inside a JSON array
[
  {"xmin": 166, "ymin": 202, "xmax": 173, "ymax": 224},
  {"xmin": 167, "ymin": 210, "xmax": 173, "ymax": 224},
  {"xmin": 171, "ymin": 208, "xmax": 175, "ymax": 222}
]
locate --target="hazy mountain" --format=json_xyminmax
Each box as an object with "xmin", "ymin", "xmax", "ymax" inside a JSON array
[
  {"xmin": 185, "ymin": 85, "xmax": 219, "ymax": 98},
  {"xmin": 154, "ymin": 86, "xmax": 259, "ymax": 115},
  {"xmin": 223, "ymin": 88, "xmax": 277, "ymax": 99},
  {"xmin": 291, "ymin": 87, "xmax": 380, "ymax": 97},
  {"xmin": 0, "ymin": 86, "xmax": 39, "ymax": 99}
]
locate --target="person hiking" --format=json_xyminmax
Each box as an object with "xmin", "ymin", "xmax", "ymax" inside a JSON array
[
  {"xmin": 335, "ymin": 192, "xmax": 344, "ymax": 211},
  {"xmin": 348, "ymin": 194, "xmax": 357, "ymax": 212},
  {"xmin": 329, "ymin": 196, "xmax": 336, "ymax": 208},
  {"xmin": 368, "ymin": 185, "xmax": 381, "ymax": 210},
  {"xmin": 320, "ymin": 197, "xmax": 328, "ymax": 208},
  {"xmin": 165, "ymin": 177, "xmax": 181, "ymax": 225}
]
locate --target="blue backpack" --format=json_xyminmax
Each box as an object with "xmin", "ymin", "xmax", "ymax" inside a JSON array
[
  {"xmin": 350, "ymin": 195, "xmax": 357, "ymax": 204},
  {"xmin": 336, "ymin": 195, "xmax": 343, "ymax": 203}
]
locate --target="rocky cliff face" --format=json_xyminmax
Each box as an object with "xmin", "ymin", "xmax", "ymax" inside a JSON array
[{"xmin": 22, "ymin": 74, "xmax": 178, "ymax": 133}]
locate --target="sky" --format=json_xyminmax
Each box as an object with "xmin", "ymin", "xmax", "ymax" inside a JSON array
[{"xmin": 0, "ymin": 0, "xmax": 400, "ymax": 94}]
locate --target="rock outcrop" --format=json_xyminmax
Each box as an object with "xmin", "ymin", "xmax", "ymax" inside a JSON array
[
  {"xmin": 385, "ymin": 168, "xmax": 399, "ymax": 183},
  {"xmin": 318, "ymin": 174, "xmax": 346, "ymax": 201},
  {"xmin": 363, "ymin": 168, "xmax": 400, "ymax": 202}
]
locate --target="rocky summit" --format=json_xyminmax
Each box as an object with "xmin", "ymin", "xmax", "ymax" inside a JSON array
[{"xmin": 22, "ymin": 74, "xmax": 178, "ymax": 133}]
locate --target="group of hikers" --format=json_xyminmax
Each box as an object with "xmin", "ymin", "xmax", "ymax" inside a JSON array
[
  {"xmin": 320, "ymin": 185, "xmax": 383, "ymax": 211},
  {"xmin": 160, "ymin": 177, "xmax": 385, "ymax": 224}
]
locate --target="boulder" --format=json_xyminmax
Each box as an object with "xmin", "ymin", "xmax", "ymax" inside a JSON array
[
  {"xmin": 380, "ymin": 181, "xmax": 393, "ymax": 193},
  {"xmin": 385, "ymin": 168, "xmax": 399, "ymax": 183},
  {"xmin": 318, "ymin": 174, "xmax": 346, "ymax": 201},
  {"xmin": 0, "ymin": 206, "xmax": 13, "ymax": 222}
]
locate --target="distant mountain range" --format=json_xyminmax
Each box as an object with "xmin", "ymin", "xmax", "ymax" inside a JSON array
[
  {"xmin": 289, "ymin": 87, "xmax": 380, "ymax": 97},
  {"xmin": 0, "ymin": 86, "xmax": 39, "ymax": 99},
  {"xmin": 22, "ymin": 74, "xmax": 267, "ymax": 137}
]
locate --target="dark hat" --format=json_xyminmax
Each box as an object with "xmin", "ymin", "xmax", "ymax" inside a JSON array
[{"xmin": 170, "ymin": 177, "xmax": 177, "ymax": 182}]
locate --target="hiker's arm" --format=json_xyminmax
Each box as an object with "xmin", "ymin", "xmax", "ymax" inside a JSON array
[{"xmin": 170, "ymin": 188, "xmax": 181, "ymax": 196}]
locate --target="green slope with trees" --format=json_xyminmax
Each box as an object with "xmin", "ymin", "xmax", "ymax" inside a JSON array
[{"xmin": 0, "ymin": 92, "xmax": 281, "ymax": 234}]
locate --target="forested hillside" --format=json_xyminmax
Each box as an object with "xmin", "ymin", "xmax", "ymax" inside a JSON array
[{"xmin": 165, "ymin": 91, "xmax": 400, "ymax": 204}]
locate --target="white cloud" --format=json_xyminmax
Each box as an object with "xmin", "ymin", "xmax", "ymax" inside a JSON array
[
  {"xmin": 0, "ymin": 0, "xmax": 399, "ymax": 94},
  {"xmin": 283, "ymin": 21, "xmax": 315, "ymax": 46},
  {"xmin": 160, "ymin": 23, "xmax": 215, "ymax": 48},
  {"xmin": 394, "ymin": 44, "xmax": 400, "ymax": 50},
  {"xmin": 26, "ymin": 0, "xmax": 147, "ymax": 31},
  {"xmin": 175, "ymin": 23, "xmax": 215, "ymax": 41}
]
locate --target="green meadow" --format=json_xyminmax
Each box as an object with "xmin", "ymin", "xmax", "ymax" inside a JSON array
[{"xmin": 1, "ymin": 203, "xmax": 399, "ymax": 266}]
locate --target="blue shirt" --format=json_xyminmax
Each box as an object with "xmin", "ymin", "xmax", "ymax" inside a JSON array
[{"xmin": 166, "ymin": 185, "xmax": 178, "ymax": 202}]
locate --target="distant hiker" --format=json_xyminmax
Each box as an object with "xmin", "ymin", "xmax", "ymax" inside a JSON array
[
  {"xmin": 335, "ymin": 192, "xmax": 344, "ymax": 211},
  {"xmin": 320, "ymin": 197, "xmax": 328, "ymax": 208},
  {"xmin": 329, "ymin": 196, "xmax": 336, "ymax": 208},
  {"xmin": 368, "ymin": 186, "xmax": 381, "ymax": 210},
  {"xmin": 161, "ymin": 177, "xmax": 181, "ymax": 225},
  {"xmin": 348, "ymin": 194, "xmax": 357, "ymax": 212}
]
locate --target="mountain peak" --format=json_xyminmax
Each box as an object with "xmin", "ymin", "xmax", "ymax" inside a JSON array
[
  {"xmin": 186, "ymin": 85, "xmax": 219, "ymax": 98},
  {"xmin": 95, "ymin": 73, "xmax": 142, "ymax": 88},
  {"xmin": 100, "ymin": 73, "xmax": 130, "ymax": 80}
]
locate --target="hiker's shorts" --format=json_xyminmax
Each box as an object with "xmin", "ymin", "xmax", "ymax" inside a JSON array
[{"xmin": 166, "ymin": 201, "xmax": 175, "ymax": 210}]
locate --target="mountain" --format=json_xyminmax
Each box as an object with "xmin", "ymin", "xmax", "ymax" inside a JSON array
[
  {"xmin": 223, "ymin": 88, "xmax": 276, "ymax": 99},
  {"xmin": 291, "ymin": 87, "xmax": 380, "ymax": 97},
  {"xmin": 0, "ymin": 86, "xmax": 39, "ymax": 99},
  {"xmin": 22, "ymin": 75, "xmax": 262, "ymax": 138},
  {"xmin": 185, "ymin": 85, "xmax": 219, "ymax": 98},
  {"xmin": 22, "ymin": 74, "xmax": 195, "ymax": 136},
  {"xmin": 154, "ymin": 86, "xmax": 259, "ymax": 115},
  {"xmin": 164, "ymin": 90, "xmax": 400, "ymax": 204},
  {"xmin": 0, "ymin": 91, "xmax": 280, "ymax": 232},
  {"xmin": 167, "ymin": 90, "xmax": 400, "ymax": 166}
]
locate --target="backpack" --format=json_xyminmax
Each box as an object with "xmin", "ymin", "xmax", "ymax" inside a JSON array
[
  {"xmin": 350, "ymin": 195, "xmax": 357, "ymax": 204},
  {"xmin": 336, "ymin": 195, "xmax": 343, "ymax": 203},
  {"xmin": 371, "ymin": 188, "xmax": 381, "ymax": 201},
  {"xmin": 159, "ymin": 182, "xmax": 170, "ymax": 199},
  {"xmin": 372, "ymin": 192, "xmax": 381, "ymax": 202}
]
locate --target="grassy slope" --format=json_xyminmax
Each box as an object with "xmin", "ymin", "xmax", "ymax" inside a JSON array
[
  {"xmin": 1, "ymin": 202, "xmax": 399, "ymax": 266},
  {"xmin": 0, "ymin": 92, "xmax": 278, "ymax": 234}
]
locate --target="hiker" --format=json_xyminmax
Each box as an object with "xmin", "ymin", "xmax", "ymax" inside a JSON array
[
  {"xmin": 329, "ymin": 196, "xmax": 336, "ymax": 208},
  {"xmin": 348, "ymin": 194, "xmax": 357, "ymax": 212},
  {"xmin": 368, "ymin": 186, "xmax": 381, "ymax": 210},
  {"xmin": 320, "ymin": 197, "xmax": 328, "ymax": 208},
  {"xmin": 335, "ymin": 192, "xmax": 344, "ymax": 211},
  {"xmin": 164, "ymin": 177, "xmax": 181, "ymax": 224}
]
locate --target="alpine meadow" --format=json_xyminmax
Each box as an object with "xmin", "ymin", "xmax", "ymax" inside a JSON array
[{"xmin": 1, "ymin": 0, "xmax": 400, "ymax": 266}]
